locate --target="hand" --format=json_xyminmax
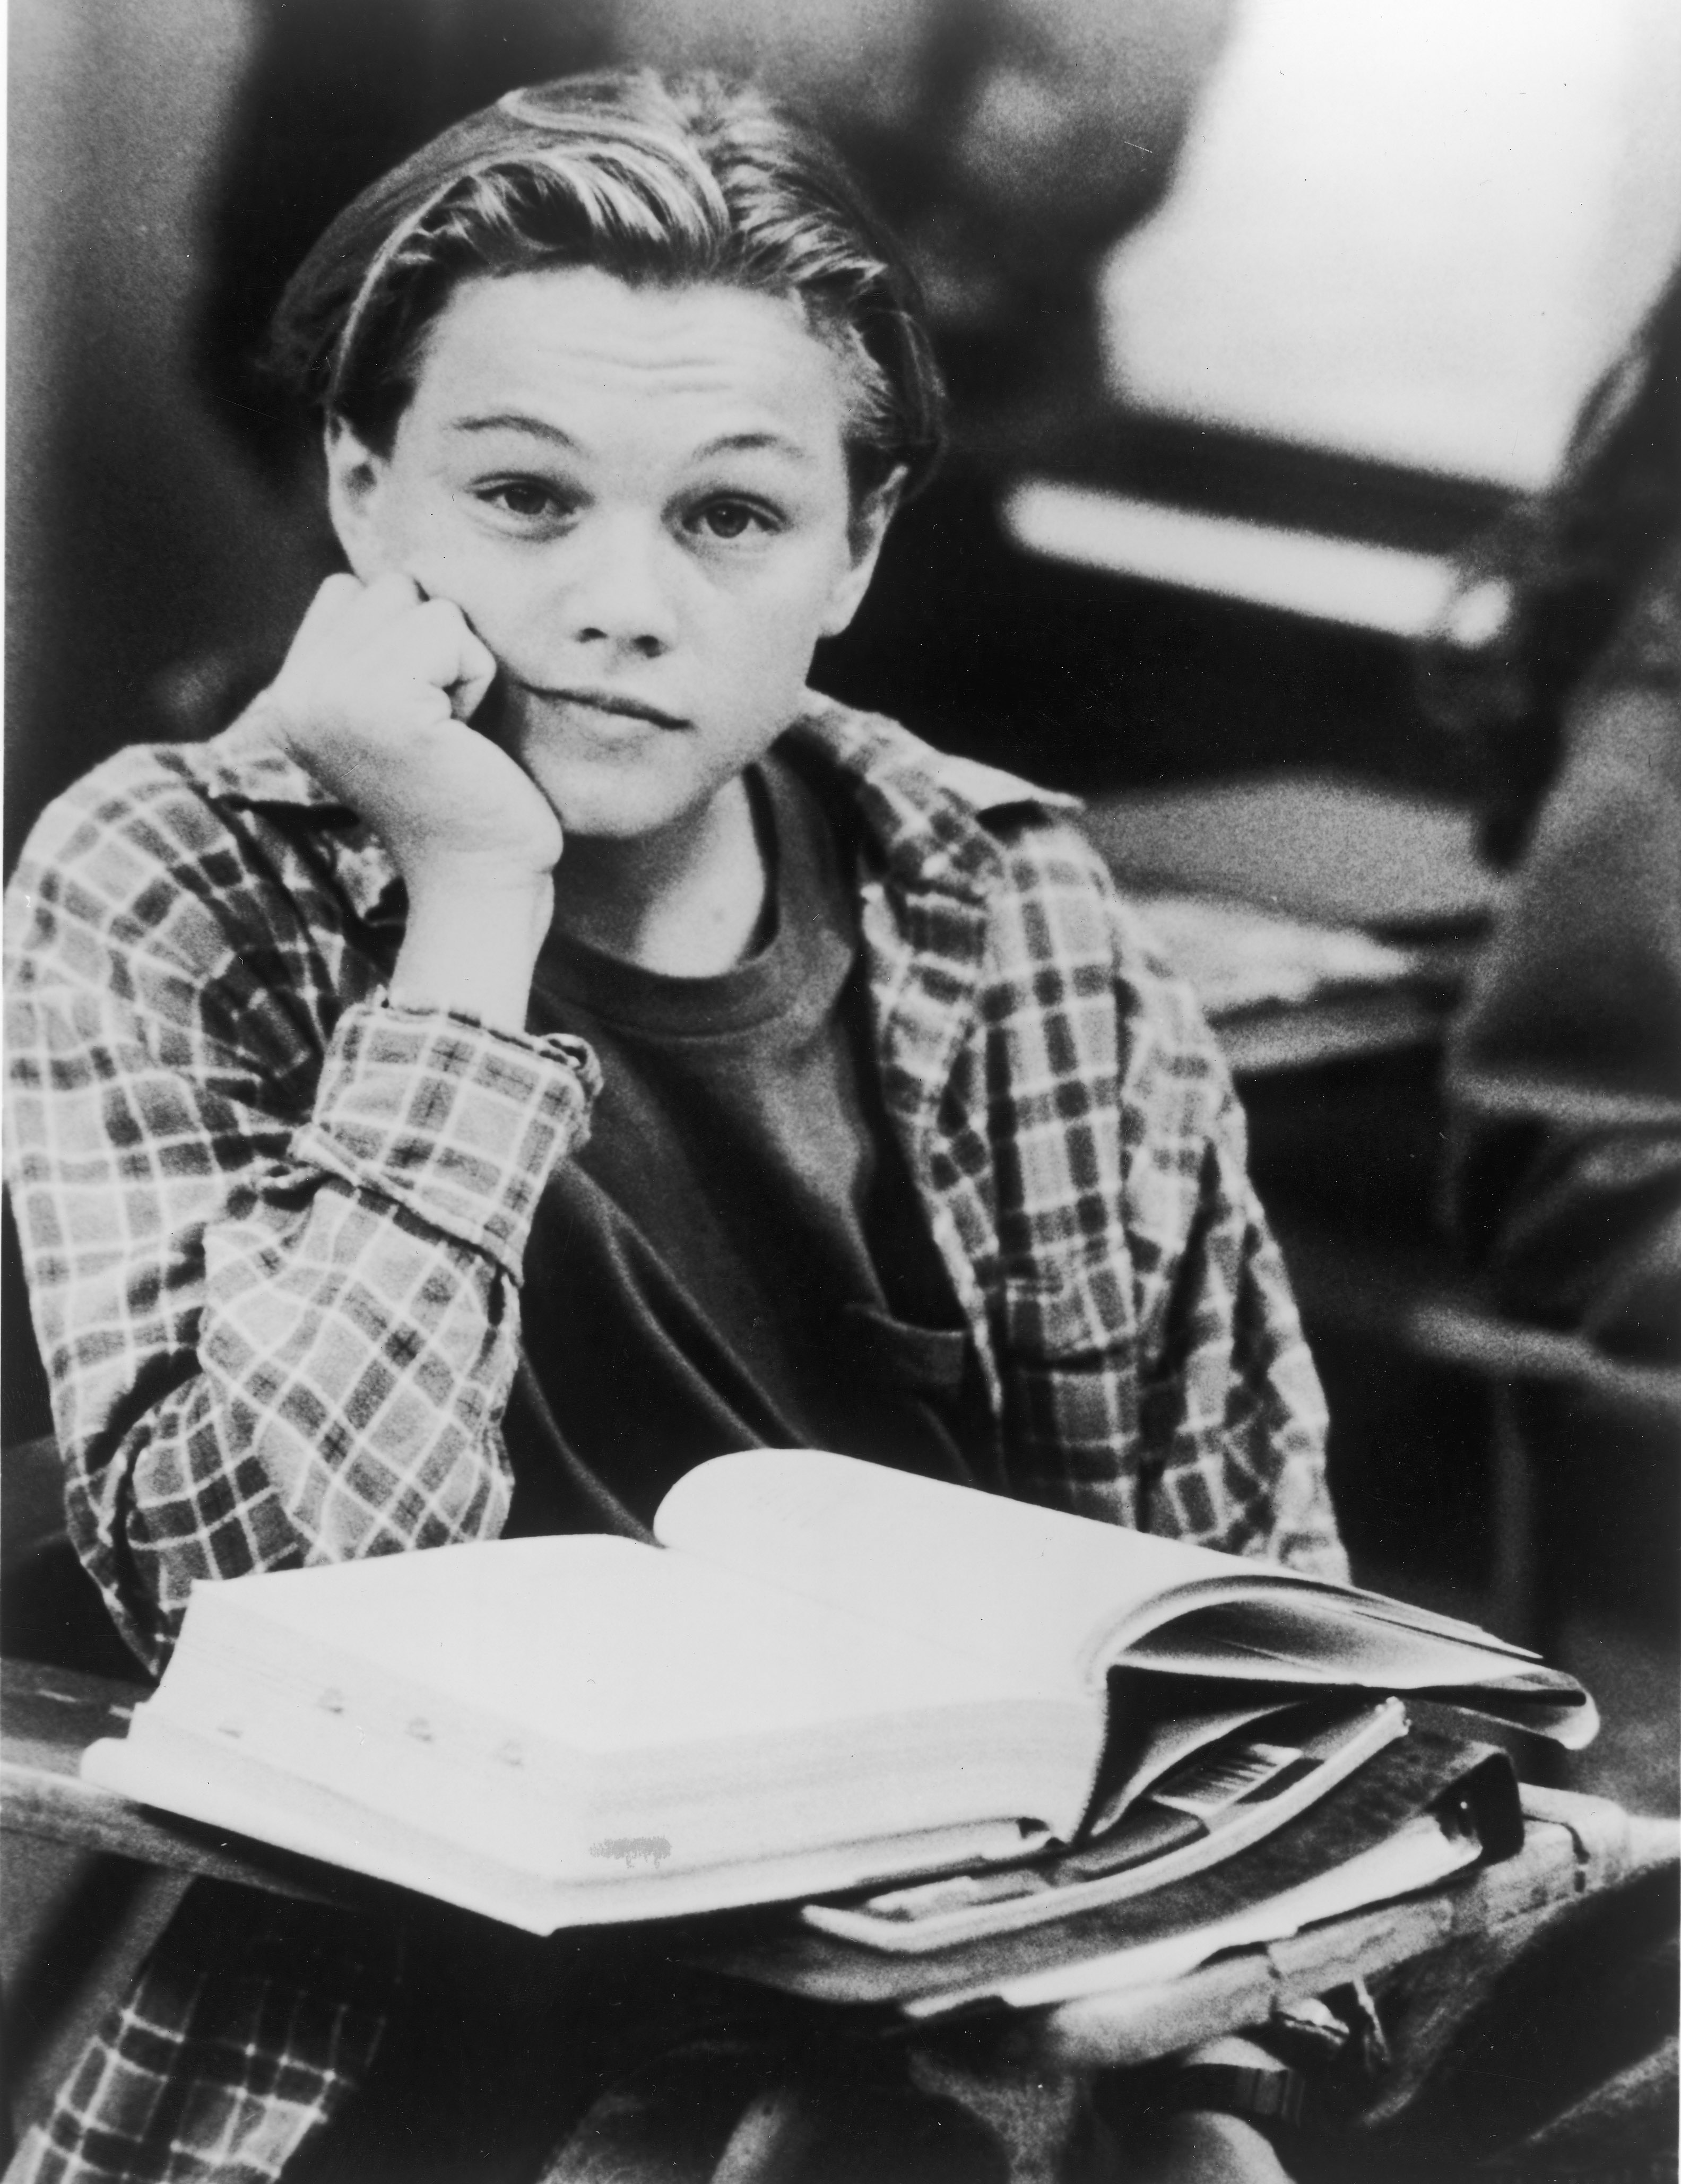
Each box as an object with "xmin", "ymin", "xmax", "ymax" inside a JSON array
[
  {"xmin": 252, "ymin": 573, "xmax": 561, "ymax": 1029},
  {"xmin": 254, "ymin": 571, "xmax": 561, "ymax": 889}
]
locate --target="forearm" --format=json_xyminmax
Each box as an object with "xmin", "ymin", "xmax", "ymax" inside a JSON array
[
  {"xmin": 386, "ymin": 866, "xmax": 553, "ymax": 1034},
  {"xmin": 107, "ymin": 1174, "xmax": 521, "ymax": 1661},
  {"xmin": 18, "ymin": 999, "xmax": 596, "ymax": 1671}
]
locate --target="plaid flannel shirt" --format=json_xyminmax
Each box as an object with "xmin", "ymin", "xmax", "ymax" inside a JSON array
[{"xmin": 4, "ymin": 698, "xmax": 1340, "ymax": 2182}]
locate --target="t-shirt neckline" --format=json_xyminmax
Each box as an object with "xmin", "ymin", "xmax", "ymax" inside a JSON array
[{"xmin": 533, "ymin": 757, "xmax": 855, "ymax": 1041}]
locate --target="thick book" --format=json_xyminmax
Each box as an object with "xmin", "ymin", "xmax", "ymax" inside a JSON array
[{"xmin": 82, "ymin": 1450, "xmax": 1591, "ymax": 1932}]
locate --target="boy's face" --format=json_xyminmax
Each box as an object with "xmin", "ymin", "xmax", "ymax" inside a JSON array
[{"xmin": 328, "ymin": 266, "xmax": 895, "ymax": 843}]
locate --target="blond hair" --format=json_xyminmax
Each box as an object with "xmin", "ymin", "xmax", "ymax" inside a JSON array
[{"xmin": 266, "ymin": 69, "xmax": 946, "ymax": 499}]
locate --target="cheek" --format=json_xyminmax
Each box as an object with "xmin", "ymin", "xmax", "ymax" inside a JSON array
[
  {"xmin": 368, "ymin": 475, "xmax": 507, "ymax": 585},
  {"xmin": 403, "ymin": 533, "xmax": 543, "ymax": 654},
  {"xmin": 707, "ymin": 610, "xmax": 823, "ymax": 721},
  {"xmin": 710, "ymin": 546, "xmax": 851, "ymax": 664}
]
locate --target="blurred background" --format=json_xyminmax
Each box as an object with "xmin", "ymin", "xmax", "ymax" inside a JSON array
[
  {"xmin": 5, "ymin": 4, "xmax": 1679, "ymax": 2098},
  {"xmin": 11, "ymin": 0, "xmax": 1679, "ymax": 830}
]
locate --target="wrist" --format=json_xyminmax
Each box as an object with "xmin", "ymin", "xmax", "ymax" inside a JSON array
[{"xmin": 392, "ymin": 872, "xmax": 552, "ymax": 1033}]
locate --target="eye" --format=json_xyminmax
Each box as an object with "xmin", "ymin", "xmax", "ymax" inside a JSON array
[
  {"xmin": 690, "ymin": 497, "xmax": 776, "ymax": 542},
  {"xmin": 478, "ymin": 479, "xmax": 572, "ymax": 524}
]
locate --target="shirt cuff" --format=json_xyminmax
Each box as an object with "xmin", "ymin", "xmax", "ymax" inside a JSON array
[{"xmin": 291, "ymin": 999, "xmax": 600, "ymax": 1280}]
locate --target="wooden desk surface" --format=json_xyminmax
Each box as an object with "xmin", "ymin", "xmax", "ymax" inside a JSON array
[
  {"xmin": 1218, "ymin": 984, "xmax": 1453, "ymax": 1077},
  {"xmin": 7, "ymin": 1660, "xmax": 1674, "ymax": 2079},
  {"xmin": 1032, "ymin": 1786, "xmax": 1677, "ymax": 2069},
  {"xmin": 1081, "ymin": 776, "xmax": 1497, "ymax": 937},
  {"xmin": 2, "ymin": 1658, "xmax": 335, "ymax": 1902}
]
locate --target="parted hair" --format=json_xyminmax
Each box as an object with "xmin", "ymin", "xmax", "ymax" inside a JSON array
[{"xmin": 266, "ymin": 68, "xmax": 947, "ymax": 499}]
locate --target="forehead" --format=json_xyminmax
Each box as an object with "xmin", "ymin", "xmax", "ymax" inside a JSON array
[{"xmin": 400, "ymin": 267, "xmax": 854, "ymax": 458}]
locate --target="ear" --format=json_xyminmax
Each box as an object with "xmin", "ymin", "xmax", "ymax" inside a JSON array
[
  {"xmin": 324, "ymin": 418, "xmax": 396, "ymax": 580},
  {"xmin": 818, "ymin": 468, "xmax": 906, "ymax": 639}
]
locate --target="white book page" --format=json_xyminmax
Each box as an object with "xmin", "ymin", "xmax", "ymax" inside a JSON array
[
  {"xmin": 177, "ymin": 1533, "xmax": 1044, "ymax": 1753},
  {"xmin": 652, "ymin": 1451, "xmax": 1337, "ymax": 1695},
  {"xmin": 654, "ymin": 1453, "xmax": 1564, "ymax": 1707}
]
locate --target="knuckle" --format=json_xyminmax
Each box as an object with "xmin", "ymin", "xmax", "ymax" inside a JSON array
[
  {"xmin": 302, "ymin": 574, "xmax": 362, "ymax": 631},
  {"xmin": 415, "ymin": 596, "xmax": 465, "ymax": 636}
]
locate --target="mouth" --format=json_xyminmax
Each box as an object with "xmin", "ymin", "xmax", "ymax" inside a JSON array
[{"xmin": 520, "ymin": 684, "xmax": 689, "ymax": 731}]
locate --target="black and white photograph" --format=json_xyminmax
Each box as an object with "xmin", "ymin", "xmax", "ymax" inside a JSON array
[{"xmin": 4, "ymin": 3, "xmax": 1678, "ymax": 2179}]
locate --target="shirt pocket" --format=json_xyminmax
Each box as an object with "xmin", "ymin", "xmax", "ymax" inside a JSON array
[{"xmin": 838, "ymin": 1302, "xmax": 969, "ymax": 1399}]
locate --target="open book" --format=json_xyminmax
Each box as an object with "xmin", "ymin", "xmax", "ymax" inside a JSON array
[{"xmin": 83, "ymin": 1451, "xmax": 1593, "ymax": 1932}]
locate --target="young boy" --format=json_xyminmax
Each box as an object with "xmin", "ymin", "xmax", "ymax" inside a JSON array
[{"xmin": 5, "ymin": 71, "xmax": 1339, "ymax": 2182}]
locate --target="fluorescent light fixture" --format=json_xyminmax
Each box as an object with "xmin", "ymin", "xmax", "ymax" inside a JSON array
[{"xmin": 1002, "ymin": 482, "xmax": 1464, "ymax": 640}]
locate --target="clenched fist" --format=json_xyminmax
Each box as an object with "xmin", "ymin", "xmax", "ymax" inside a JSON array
[
  {"xmin": 255, "ymin": 571, "xmax": 563, "ymax": 884},
  {"xmin": 249, "ymin": 573, "xmax": 562, "ymax": 1029}
]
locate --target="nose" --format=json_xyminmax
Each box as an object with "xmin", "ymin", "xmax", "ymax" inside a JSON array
[{"xmin": 558, "ymin": 512, "xmax": 680, "ymax": 658}]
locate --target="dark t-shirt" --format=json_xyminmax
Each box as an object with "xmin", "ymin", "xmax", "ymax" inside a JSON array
[{"xmin": 508, "ymin": 755, "xmax": 982, "ymax": 1536}]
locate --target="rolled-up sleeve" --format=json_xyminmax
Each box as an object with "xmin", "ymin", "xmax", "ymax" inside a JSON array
[{"xmin": 5, "ymin": 755, "xmax": 597, "ymax": 1671}]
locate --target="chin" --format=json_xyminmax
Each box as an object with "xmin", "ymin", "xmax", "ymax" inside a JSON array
[{"xmin": 542, "ymin": 772, "xmax": 717, "ymax": 846}]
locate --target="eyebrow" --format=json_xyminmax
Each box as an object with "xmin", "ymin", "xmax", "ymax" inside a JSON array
[
  {"xmin": 690, "ymin": 430, "xmax": 813, "ymax": 464},
  {"xmin": 451, "ymin": 413, "xmax": 580, "ymax": 445},
  {"xmin": 449, "ymin": 414, "xmax": 813, "ymax": 464}
]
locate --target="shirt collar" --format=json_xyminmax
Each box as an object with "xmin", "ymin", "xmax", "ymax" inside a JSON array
[
  {"xmin": 783, "ymin": 698, "xmax": 1080, "ymax": 902},
  {"xmin": 195, "ymin": 695, "xmax": 1079, "ymax": 926}
]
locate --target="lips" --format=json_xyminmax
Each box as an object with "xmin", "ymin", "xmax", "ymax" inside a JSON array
[{"xmin": 523, "ymin": 684, "xmax": 688, "ymax": 731}]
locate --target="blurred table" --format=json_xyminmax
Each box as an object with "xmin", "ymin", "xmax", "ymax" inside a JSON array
[{"xmin": 1079, "ymin": 771, "xmax": 1493, "ymax": 1078}]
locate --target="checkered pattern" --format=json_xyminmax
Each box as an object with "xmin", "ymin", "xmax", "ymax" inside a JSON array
[
  {"xmin": 6, "ymin": 733, "xmax": 599, "ymax": 1670},
  {"xmin": 798, "ymin": 707, "xmax": 1339, "ymax": 1572},
  {"xmin": 3, "ymin": 699, "xmax": 1339, "ymax": 2180},
  {"xmin": 7, "ymin": 1885, "xmax": 401, "ymax": 2184}
]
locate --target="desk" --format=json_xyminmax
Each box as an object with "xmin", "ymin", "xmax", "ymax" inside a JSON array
[
  {"xmin": 1081, "ymin": 777, "xmax": 1497, "ymax": 937},
  {"xmin": 4, "ymin": 1662, "xmax": 1675, "ymax": 2183},
  {"xmin": 1217, "ymin": 984, "xmax": 1454, "ymax": 1078},
  {"xmin": 5, "ymin": 1661, "xmax": 1672, "ymax": 2065},
  {"xmin": 1081, "ymin": 781, "xmax": 1640, "ymax": 1663},
  {"xmin": 2, "ymin": 1659, "xmax": 335, "ymax": 1903},
  {"xmin": 1031, "ymin": 1783, "xmax": 1673, "ymax": 2070},
  {"xmin": 1078, "ymin": 777, "xmax": 1488, "ymax": 1079}
]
